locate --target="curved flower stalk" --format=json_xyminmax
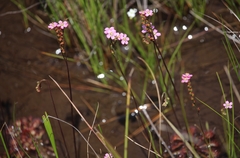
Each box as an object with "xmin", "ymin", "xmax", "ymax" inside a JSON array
[{"xmin": 139, "ymin": 9, "xmax": 181, "ymax": 128}]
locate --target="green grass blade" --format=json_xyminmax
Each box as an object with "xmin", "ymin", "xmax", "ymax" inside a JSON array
[
  {"xmin": 42, "ymin": 112, "xmax": 59, "ymax": 158},
  {"xmin": 0, "ymin": 131, "xmax": 10, "ymax": 158},
  {"xmin": 223, "ymin": 33, "xmax": 240, "ymax": 81},
  {"xmin": 123, "ymin": 70, "xmax": 132, "ymax": 158},
  {"xmin": 41, "ymin": 51, "xmax": 76, "ymax": 62}
]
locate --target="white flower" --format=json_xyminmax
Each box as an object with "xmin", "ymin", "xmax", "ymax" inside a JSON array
[
  {"xmin": 127, "ymin": 8, "xmax": 137, "ymax": 19},
  {"xmin": 223, "ymin": 101, "xmax": 233, "ymax": 109}
]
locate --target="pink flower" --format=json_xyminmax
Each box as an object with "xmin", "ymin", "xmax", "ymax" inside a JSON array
[
  {"xmin": 141, "ymin": 25, "xmax": 147, "ymax": 33},
  {"xmin": 104, "ymin": 27, "xmax": 130, "ymax": 45},
  {"xmin": 120, "ymin": 33, "xmax": 129, "ymax": 45},
  {"xmin": 104, "ymin": 153, "xmax": 113, "ymax": 158},
  {"xmin": 223, "ymin": 101, "xmax": 233, "ymax": 109},
  {"xmin": 104, "ymin": 27, "xmax": 117, "ymax": 39},
  {"xmin": 153, "ymin": 29, "xmax": 161, "ymax": 39},
  {"xmin": 104, "ymin": 27, "xmax": 114, "ymax": 34},
  {"xmin": 115, "ymin": 32, "xmax": 121, "ymax": 40},
  {"xmin": 181, "ymin": 73, "xmax": 193, "ymax": 83},
  {"xmin": 141, "ymin": 23, "xmax": 155, "ymax": 34},
  {"xmin": 48, "ymin": 22, "xmax": 58, "ymax": 30},
  {"xmin": 57, "ymin": 20, "xmax": 68, "ymax": 29},
  {"xmin": 139, "ymin": 9, "xmax": 153, "ymax": 17},
  {"xmin": 145, "ymin": 9, "xmax": 153, "ymax": 17}
]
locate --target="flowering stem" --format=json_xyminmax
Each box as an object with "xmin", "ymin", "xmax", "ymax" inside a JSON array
[{"xmin": 48, "ymin": 20, "xmax": 77, "ymax": 158}]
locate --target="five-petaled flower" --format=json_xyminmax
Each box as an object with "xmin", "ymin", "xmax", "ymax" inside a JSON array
[
  {"xmin": 181, "ymin": 73, "xmax": 193, "ymax": 83},
  {"xmin": 153, "ymin": 29, "xmax": 161, "ymax": 39},
  {"xmin": 48, "ymin": 22, "xmax": 58, "ymax": 30},
  {"xmin": 139, "ymin": 9, "xmax": 153, "ymax": 17},
  {"xmin": 104, "ymin": 27, "xmax": 117, "ymax": 40},
  {"xmin": 145, "ymin": 9, "xmax": 153, "ymax": 17},
  {"xmin": 120, "ymin": 33, "xmax": 130, "ymax": 45},
  {"xmin": 223, "ymin": 101, "xmax": 233, "ymax": 109},
  {"xmin": 58, "ymin": 20, "xmax": 69, "ymax": 29}
]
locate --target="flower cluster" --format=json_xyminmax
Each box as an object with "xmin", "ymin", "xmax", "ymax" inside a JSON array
[
  {"xmin": 181, "ymin": 73, "xmax": 193, "ymax": 83},
  {"xmin": 48, "ymin": 20, "xmax": 68, "ymax": 30},
  {"xmin": 141, "ymin": 23, "xmax": 161, "ymax": 40},
  {"xmin": 139, "ymin": 9, "xmax": 161, "ymax": 42},
  {"xmin": 181, "ymin": 73, "xmax": 196, "ymax": 107},
  {"xmin": 48, "ymin": 20, "xmax": 69, "ymax": 53},
  {"xmin": 223, "ymin": 100, "xmax": 233, "ymax": 109},
  {"xmin": 104, "ymin": 27, "xmax": 129, "ymax": 45}
]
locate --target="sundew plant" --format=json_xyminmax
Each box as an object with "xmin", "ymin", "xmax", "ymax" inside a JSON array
[{"xmin": 1, "ymin": 1, "xmax": 240, "ymax": 158}]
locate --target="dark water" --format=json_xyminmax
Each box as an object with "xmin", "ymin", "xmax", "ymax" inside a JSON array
[{"xmin": 0, "ymin": 0, "xmax": 239, "ymax": 157}]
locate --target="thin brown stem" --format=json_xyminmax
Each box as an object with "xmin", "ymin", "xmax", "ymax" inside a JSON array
[
  {"xmin": 152, "ymin": 42, "xmax": 181, "ymax": 128},
  {"xmin": 61, "ymin": 53, "xmax": 77, "ymax": 158}
]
